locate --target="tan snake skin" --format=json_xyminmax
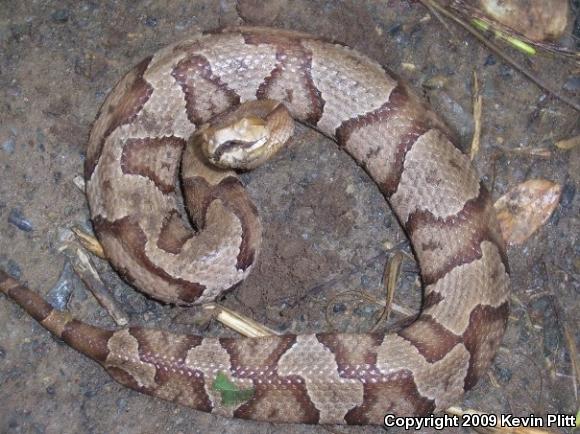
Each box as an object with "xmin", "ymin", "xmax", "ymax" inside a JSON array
[{"xmin": 0, "ymin": 27, "xmax": 510, "ymax": 425}]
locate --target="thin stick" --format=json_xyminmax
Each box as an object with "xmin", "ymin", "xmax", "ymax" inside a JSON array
[
  {"xmin": 563, "ymin": 324, "xmax": 579, "ymax": 403},
  {"xmin": 203, "ymin": 303, "xmax": 280, "ymax": 338},
  {"xmin": 492, "ymin": 145, "xmax": 552, "ymax": 158},
  {"xmin": 69, "ymin": 247, "xmax": 128, "ymax": 326},
  {"xmin": 371, "ymin": 252, "xmax": 403, "ymax": 332},
  {"xmin": 418, "ymin": 0, "xmax": 580, "ymax": 112},
  {"xmin": 470, "ymin": 71, "xmax": 483, "ymax": 160}
]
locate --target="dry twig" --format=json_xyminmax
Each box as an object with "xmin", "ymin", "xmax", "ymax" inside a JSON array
[
  {"xmin": 470, "ymin": 70, "xmax": 483, "ymax": 160},
  {"xmin": 61, "ymin": 245, "xmax": 128, "ymax": 326},
  {"xmin": 370, "ymin": 251, "xmax": 404, "ymax": 332},
  {"xmin": 203, "ymin": 303, "xmax": 280, "ymax": 337}
]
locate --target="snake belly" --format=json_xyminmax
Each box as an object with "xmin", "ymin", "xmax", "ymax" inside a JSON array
[{"xmin": 0, "ymin": 26, "xmax": 510, "ymax": 425}]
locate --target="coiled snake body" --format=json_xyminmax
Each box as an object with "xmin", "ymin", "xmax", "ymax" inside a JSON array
[{"xmin": 0, "ymin": 27, "xmax": 510, "ymax": 425}]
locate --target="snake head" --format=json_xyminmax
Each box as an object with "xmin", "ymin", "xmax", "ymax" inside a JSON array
[
  {"xmin": 200, "ymin": 99, "xmax": 294, "ymax": 170},
  {"xmin": 202, "ymin": 116, "xmax": 270, "ymax": 169}
]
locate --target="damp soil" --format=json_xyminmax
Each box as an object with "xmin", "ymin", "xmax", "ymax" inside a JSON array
[{"xmin": 0, "ymin": 1, "xmax": 579, "ymax": 434}]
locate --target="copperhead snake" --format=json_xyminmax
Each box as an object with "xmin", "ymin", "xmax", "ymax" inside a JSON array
[{"xmin": 0, "ymin": 26, "xmax": 510, "ymax": 425}]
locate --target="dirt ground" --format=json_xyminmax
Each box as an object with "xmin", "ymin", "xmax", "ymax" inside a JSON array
[{"xmin": 0, "ymin": 1, "xmax": 578, "ymax": 433}]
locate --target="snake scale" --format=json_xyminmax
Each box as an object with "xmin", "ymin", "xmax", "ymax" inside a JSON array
[{"xmin": 0, "ymin": 27, "xmax": 510, "ymax": 425}]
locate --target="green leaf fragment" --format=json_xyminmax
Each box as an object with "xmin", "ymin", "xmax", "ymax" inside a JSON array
[
  {"xmin": 470, "ymin": 18, "xmax": 536, "ymax": 56},
  {"xmin": 576, "ymin": 408, "xmax": 579, "ymax": 428},
  {"xmin": 504, "ymin": 36, "xmax": 536, "ymax": 56},
  {"xmin": 212, "ymin": 371, "xmax": 255, "ymax": 406},
  {"xmin": 472, "ymin": 18, "xmax": 489, "ymax": 32}
]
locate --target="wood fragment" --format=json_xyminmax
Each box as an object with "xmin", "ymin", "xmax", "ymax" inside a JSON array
[
  {"xmin": 203, "ymin": 303, "xmax": 279, "ymax": 337},
  {"xmin": 563, "ymin": 322, "xmax": 579, "ymax": 403},
  {"xmin": 423, "ymin": 75, "xmax": 449, "ymax": 90},
  {"xmin": 555, "ymin": 135, "xmax": 580, "ymax": 151},
  {"xmin": 68, "ymin": 247, "xmax": 128, "ymax": 326},
  {"xmin": 72, "ymin": 226, "xmax": 105, "ymax": 259},
  {"xmin": 493, "ymin": 145, "xmax": 552, "ymax": 159},
  {"xmin": 371, "ymin": 252, "xmax": 403, "ymax": 332},
  {"xmin": 72, "ymin": 175, "xmax": 86, "ymax": 191},
  {"xmin": 546, "ymin": 289, "xmax": 579, "ymax": 403}
]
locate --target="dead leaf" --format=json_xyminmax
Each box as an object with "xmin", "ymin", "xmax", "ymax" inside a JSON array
[
  {"xmin": 494, "ymin": 179, "xmax": 561, "ymax": 245},
  {"xmin": 555, "ymin": 135, "xmax": 580, "ymax": 150}
]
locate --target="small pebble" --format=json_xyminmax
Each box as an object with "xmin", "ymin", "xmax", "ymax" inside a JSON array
[
  {"xmin": 0, "ymin": 346, "xmax": 5, "ymax": 359},
  {"xmin": 32, "ymin": 423, "xmax": 46, "ymax": 434},
  {"xmin": 8, "ymin": 208, "xmax": 33, "ymax": 232},
  {"xmin": 332, "ymin": 303, "xmax": 347, "ymax": 314},
  {"xmin": 543, "ymin": 321, "xmax": 561, "ymax": 356},
  {"xmin": 560, "ymin": 183, "xmax": 575, "ymax": 208},
  {"xmin": 499, "ymin": 64, "xmax": 513, "ymax": 78},
  {"xmin": 51, "ymin": 9, "xmax": 70, "ymax": 23},
  {"xmin": 116, "ymin": 397, "xmax": 128, "ymax": 412},
  {"xmin": 46, "ymin": 385, "xmax": 56, "ymax": 395},
  {"xmin": 36, "ymin": 130, "xmax": 46, "ymax": 151},
  {"xmin": 7, "ymin": 259, "xmax": 22, "ymax": 279},
  {"xmin": 530, "ymin": 295, "xmax": 550, "ymax": 313},
  {"xmin": 353, "ymin": 304, "xmax": 375, "ymax": 318},
  {"xmin": 494, "ymin": 365, "xmax": 512, "ymax": 383},
  {"xmin": 9, "ymin": 24, "xmax": 27, "ymax": 43},
  {"xmin": 2, "ymin": 139, "xmax": 15, "ymax": 154},
  {"xmin": 360, "ymin": 274, "xmax": 371, "ymax": 288},
  {"xmin": 277, "ymin": 298, "xmax": 291, "ymax": 311},
  {"xmin": 276, "ymin": 322, "xmax": 291, "ymax": 333},
  {"xmin": 144, "ymin": 16, "xmax": 158, "ymax": 27},
  {"xmin": 35, "ymin": 128, "xmax": 46, "ymax": 143},
  {"xmin": 484, "ymin": 54, "xmax": 496, "ymax": 66},
  {"xmin": 563, "ymin": 75, "xmax": 580, "ymax": 93},
  {"xmin": 0, "ymin": 256, "xmax": 21, "ymax": 279},
  {"xmin": 46, "ymin": 262, "xmax": 77, "ymax": 310},
  {"xmin": 423, "ymin": 75, "xmax": 448, "ymax": 90},
  {"xmin": 387, "ymin": 23, "xmax": 402, "ymax": 36},
  {"xmin": 432, "ymin": 92, "xmax": 474, "ymax": 141}
]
